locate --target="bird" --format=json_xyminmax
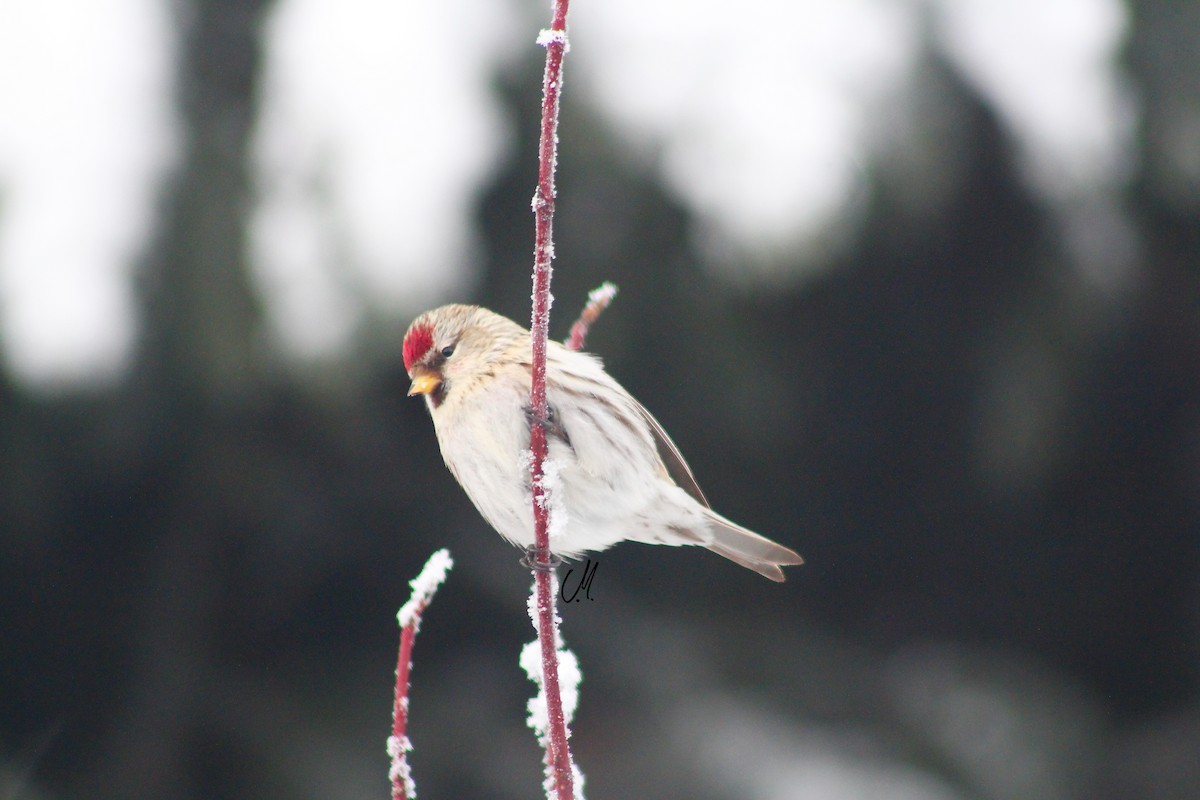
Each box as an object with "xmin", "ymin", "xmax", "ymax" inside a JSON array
[{"xmin": 402, "ymin": 304, "xmax": 803, "ymax": 581}]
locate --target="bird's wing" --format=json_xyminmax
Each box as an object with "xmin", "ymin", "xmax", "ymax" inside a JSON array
[
  {"xmin": 540, "ymin": 343, "xmax": 710, "ymax": 508},
  {"xmin": 633, "ymin": 401, "xmax": 711, "ymax": 509}
]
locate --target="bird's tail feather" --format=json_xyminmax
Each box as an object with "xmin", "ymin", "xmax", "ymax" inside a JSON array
[{"xmin": 703, "ymin": 512, "xmax": 803, "ymax": 582}]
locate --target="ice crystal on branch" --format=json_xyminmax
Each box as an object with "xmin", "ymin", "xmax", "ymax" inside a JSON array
[
  {"xmin": 536, "ymin": 28, "xmax": 570, "ymax": 51},
  {"xmin": 522, "ymin": 577, "xmax": 585, "ymax": 800},
  {"xmin": 565, "ymin": 282, "xmax": 617, "ymax": 351},
  {"xmin": 527, "ymin": 1, "xmax": 580, "ymax": 799},
  {"xmin": 397, "ymin": 548, "xmax": 453, "ymax": 628},
  {"xmin": 387, "ymin": 735, "xmax": 416, "ymax": 800},
  {"xmin": 390, "ymin": 549, "xmax": 453, "ymax": 800}
]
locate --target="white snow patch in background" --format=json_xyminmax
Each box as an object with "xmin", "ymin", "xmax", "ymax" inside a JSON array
[
  {"xmin": 570, "ymin": 0, "xmax": 919, "ymax": 262},
  {"xmin": 675, "ymin": 693, "xmax": 967, "ymax": 800},
  {"xmin": 0, "ymin": 0, "xmax": 1134, "ymax": 385},
  {"xmin": 250, "ymin": 0, "xmax": 522, "ymax": 358},
  {"xmin": 0, "ymin": 0, "xmax": 177, "ymax": 387},
  {"xmin": 933, "ymin": 0, "xmax": 1132, "ymax": 199}
]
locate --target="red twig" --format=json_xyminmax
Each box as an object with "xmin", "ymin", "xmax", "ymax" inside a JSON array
[
  {"xmin": 389, "ymin": 549, "xmax": 453, "ymax": 800},
  {"xmin": 390, "ymin": 629, "xmax": 418, "ymax": 800},
  {"xmin": 528, "ymin": 1, "xmax": 575, "ymax": 799},
  {"xmin": 565, "ymin": 282, "xmax": 618, "ymax": 352}
]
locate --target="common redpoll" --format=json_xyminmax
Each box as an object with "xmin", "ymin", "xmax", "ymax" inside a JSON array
[{"xmin": 403, "ymin": 304, "xmax": 803, "ymax": 581}]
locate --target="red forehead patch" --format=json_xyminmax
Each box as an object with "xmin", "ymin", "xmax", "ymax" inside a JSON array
[{"xmin": 403, "ymin": 325, "xmax": 434, "ymax": 372}]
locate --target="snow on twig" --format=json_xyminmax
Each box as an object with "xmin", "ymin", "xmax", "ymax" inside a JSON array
[
  {"xmin": 526, "ymin": 1, "xmax": 580, "ymax": 799},
  {"xmin": 389, "ymin": 549, "xmax": 453, "ymax": 800},
  {"xmin": 522, "ymin": 580, "xmax": 585, "ymax": 799},
  {"xmin": 564, "ymin": 282, "xmax": 618, "ymax": 352}
]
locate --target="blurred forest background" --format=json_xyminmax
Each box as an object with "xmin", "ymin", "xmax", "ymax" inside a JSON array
[{"xmin": 2, "ymin": 1, "xmax": 1198, "ymax": 799}]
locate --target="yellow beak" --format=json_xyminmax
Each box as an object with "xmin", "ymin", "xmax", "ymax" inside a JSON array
[{"xmin": 408, "ymin": 370, "xmax": 443, "ymax": 396}]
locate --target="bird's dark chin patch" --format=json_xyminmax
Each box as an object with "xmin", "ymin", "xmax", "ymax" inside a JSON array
[{"xmin": 427, "ymin": 383, "xmax": 447, "ymax": 409}]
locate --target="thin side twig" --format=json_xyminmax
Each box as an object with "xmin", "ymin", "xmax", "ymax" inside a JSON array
[
  {"xmin": 564, "ymin": 282, "xmax": 618, "ymax": 352},
  {"xmin": 527, "ymin": 1, "xmax": 576, "ymax": 798},
  {"xmin": 389, "ymin": 549, "xmax": 453, "ymax": 800}
]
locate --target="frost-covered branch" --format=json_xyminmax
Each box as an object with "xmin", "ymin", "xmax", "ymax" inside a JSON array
[
  {"xmin": 564, "ymin": 282, "xmax": 618, "ymax": 352},
  {"xmin": 389, "ymin": 549, "xmax": 453, "ymax": 800},
  {"xmin": 526, "ymin": 0, "xmax": 578, "ymax": 798},
  {"xmin": 522, "ymin": 581, "xmax": 585, "ymax": 799}
]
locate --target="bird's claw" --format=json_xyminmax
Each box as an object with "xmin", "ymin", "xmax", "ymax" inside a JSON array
[
  {"xmin": 521, "ymin": 545, "xmax": 562, "ymax": 573},
  {"xmin": 523, "ymin": 404, "xmax": 555, "ymax": 429},
  {"xmin": 524, "ymin": 404, "xmax": 571, "ymax": 446}
]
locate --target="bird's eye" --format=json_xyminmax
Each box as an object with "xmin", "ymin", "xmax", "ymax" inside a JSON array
[{"xmin": 441, "ymin": 345, "xmax": 456, "ymax": 358}]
